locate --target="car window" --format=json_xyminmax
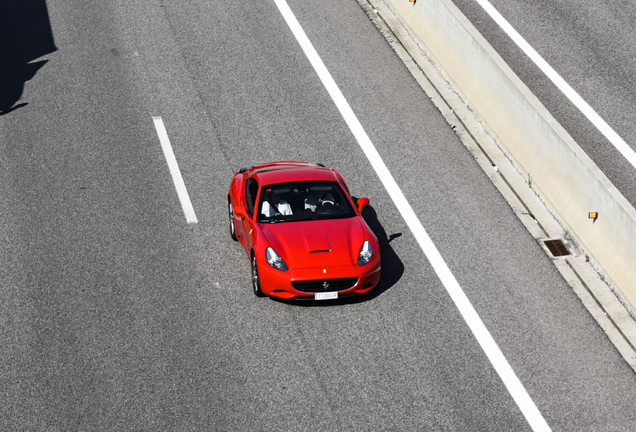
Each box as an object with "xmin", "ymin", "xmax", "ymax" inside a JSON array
[
  {"xmin": 245, "ymin": 178, "xmax": 259, "ymax": 217},
  {"xmin": 257, "ymin": 180, "xmax": 355, "ymax": 223}
]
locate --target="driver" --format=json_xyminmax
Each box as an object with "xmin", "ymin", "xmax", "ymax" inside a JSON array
[
  {"xmin": 304, "ymin": 187, "xmax": 335, "ymax": 212},
  {"xmin": 261, "ymin": 190, "xmax": 293, "ymax": 217}
]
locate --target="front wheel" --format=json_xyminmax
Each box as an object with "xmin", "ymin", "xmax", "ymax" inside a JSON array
[{"xmin": 251, "ymin": 254, "xmax": 265, "ymax": 297}]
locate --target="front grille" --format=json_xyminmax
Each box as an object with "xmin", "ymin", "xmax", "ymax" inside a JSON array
[{"xmin": 292, "ymin": 277, "xmax": 358, "ymax": 293}]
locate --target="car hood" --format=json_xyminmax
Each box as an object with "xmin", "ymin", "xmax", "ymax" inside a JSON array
[{"xmin": 260, "ymin": 217, "xmax": 368, "ymax": 269}]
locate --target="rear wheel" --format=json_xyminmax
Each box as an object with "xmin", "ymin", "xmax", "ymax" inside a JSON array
[
  {"xmin": 228, "ymin": 199, "xmax": 237, "ymax": 241},
  {"xmin": 251, "ymin": 254, "xmax": 265, "ymax": 297}
]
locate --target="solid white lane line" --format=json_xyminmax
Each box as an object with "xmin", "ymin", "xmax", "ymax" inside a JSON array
[
  {"xmin": 273, "ymin": 1, "xmax": 550, "ymax": 431},
  {"xmin": 473, "ymin": 0, "xmax": 636, "ymax": 170},
  {"xmin": 153, "ymin": 116, "xmax": 198, "ymax": 224}
]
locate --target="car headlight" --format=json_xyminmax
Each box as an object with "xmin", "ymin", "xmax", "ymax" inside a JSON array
[
  {"xmin": 357, "ymin": 240, "xmax": 373, "ymax": 266},
  {"xmin": 266, "ymin": 247, "xmax": 288, "ymax": 271}
]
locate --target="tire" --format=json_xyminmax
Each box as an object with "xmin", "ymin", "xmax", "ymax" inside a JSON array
[
  {"xmin": 251, "ymin": 254, "xmax": 265, "ymax": 297},
  {"xmin": 228, "ymin": 199, "xmax": 238, "ymax": 241}
]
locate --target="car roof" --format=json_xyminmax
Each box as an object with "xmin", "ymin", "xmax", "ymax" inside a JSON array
[{"xmin": 250, "ymin": 161, "xmax": 339, "ymax": 186}]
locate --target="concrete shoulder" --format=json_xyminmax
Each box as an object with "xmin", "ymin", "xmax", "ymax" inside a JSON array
[{"xmin": 356, "ymin": 0, "xmax": 636, "ymax": 372}]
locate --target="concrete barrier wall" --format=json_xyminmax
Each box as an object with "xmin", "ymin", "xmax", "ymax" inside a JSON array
[{"xmin": 383, "ymin": 0, "xmax": 636, "ymax": 304}]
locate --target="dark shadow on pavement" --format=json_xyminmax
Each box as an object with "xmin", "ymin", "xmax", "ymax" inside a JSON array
[
  {"xmin": 276, "ymin": 203, "xmax": 404, "ymax": 307},
  {"xmin": 0, "ymin": 0, "xmax": 57, "ymax": 115}
]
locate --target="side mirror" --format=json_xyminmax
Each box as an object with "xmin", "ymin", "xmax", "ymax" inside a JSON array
[
  {"xmin": 356, "ymin": 197, "xmax": 370, "ymax": 213},
  {"xmin": 234, "ymin": 206, "xmax": 249, "ymax": 219}
]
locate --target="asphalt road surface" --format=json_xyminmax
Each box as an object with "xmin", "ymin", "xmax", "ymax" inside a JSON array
[{"xmin": 1, "ymin": 0, "xmax": 635, "ymax": 430}]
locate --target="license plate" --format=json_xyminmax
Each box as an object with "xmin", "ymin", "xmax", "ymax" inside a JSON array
[{"xmin": 315, "ymin": 292, "xmax": 338, "ymax": 300}]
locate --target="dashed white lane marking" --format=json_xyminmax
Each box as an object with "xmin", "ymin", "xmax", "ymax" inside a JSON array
[
  {"xmin": 273, "ymin": 1, "xmax": 550, "ymax": 430},
  {"xmin": 153, "ymin": 116, "xmax": 198, "ymax": 224},
  {"xmin": 473, "ymin": 0, "xmax": 636, "ymax": 170}
]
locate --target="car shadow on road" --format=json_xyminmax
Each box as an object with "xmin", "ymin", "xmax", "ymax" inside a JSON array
[
  {"xmin": 276, "ymin": 204, "xmax": 404, "ymax": 307},
  {"xmin": 0, "ymin": 0, "xmax": 57, "ymax": 115}
]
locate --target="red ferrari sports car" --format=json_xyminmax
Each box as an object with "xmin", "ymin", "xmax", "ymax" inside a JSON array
[{"xmin": 228, "ymin": 161, "xmax": 381, "ymax": 300}]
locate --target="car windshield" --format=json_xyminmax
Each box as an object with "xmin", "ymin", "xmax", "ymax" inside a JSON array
[{"xmin": 257, "ymin": 180, "xmax": 355, "ymax": 223}]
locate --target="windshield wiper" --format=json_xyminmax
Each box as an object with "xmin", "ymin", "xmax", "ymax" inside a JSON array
[
  {"xmin": 261, "ymin": 218, "xmax": 286, "ymax": 223},
  {"xmin": 292, "ymin": 216, "xmax": 319, "ymax": 222}
]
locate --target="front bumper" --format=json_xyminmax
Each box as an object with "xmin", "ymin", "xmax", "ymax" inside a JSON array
[{"xmin": 258, "ymin": 254, "xmax": 381, "ymax": 300}]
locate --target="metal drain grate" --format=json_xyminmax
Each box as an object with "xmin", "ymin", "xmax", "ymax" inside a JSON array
[{"xmin": 543, "ymin": 239, "xmax": 571, "ymax": 257}]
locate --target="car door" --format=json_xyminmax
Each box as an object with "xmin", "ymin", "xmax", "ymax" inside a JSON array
[{"xmin": 241, "ymin": 177, "xmax": 259, "ymax": 252}]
